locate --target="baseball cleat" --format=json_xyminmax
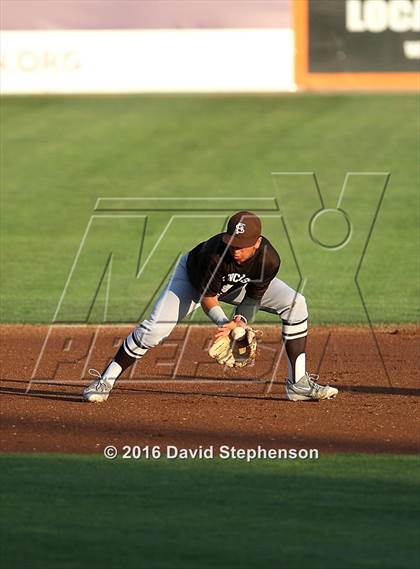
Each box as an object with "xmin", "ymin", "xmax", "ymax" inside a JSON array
[
  {"xmin": 285, "ymin": 373, "xmax": 338, "ymax": 401},
  {"xmin": 83, "ymin": 369, "xmax": 113, "ymax": 403}
]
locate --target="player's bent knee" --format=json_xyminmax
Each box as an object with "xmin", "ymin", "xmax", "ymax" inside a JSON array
[
  {"xmin": 292, "ymin": 293, "xmax": 308, "ymax": 322},
  {"xmin": 132, "ymin": 319, "xmax": 175, "ymax": 350},
  {"xmin": 281, "ymin": 293, "xmax": 308, "ymax": 341},
  {"xmin": 280, "ymin": 293, "xmax": 308, "ymax": 323}
]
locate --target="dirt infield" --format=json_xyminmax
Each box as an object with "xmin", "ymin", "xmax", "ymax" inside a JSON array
[{"xmin": 1, "ymin": 324, "xmax": 419, "ymax": 455}]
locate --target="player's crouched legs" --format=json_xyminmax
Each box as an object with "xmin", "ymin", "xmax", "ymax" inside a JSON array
[
  {"xmin": 83, "ymin": 271, "xmax": 190, "ymax": 402},
  {"xmin": 82, "ymin": 319, "xmax": 173, "ymax": 403},
  {"xmin": 282, "ymin": 293, "xmax": 338, "ymax": 401}
]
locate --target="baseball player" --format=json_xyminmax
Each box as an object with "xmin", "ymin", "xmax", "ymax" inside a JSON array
[{"xmin": 83, "ymin": 211, "xmax": 338, "ymax": 402}]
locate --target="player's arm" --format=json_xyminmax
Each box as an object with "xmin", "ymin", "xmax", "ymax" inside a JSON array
[
  {"xmin": 201, "ymin": 296, "xmax": 243, "ymax": 337},
  {"xmin": 235, "ymin": 296, "xmax": 260, "ymax": 324},
  {"xmin": 201, "ymin": 295, "xmax": 230, "ymax": 326},
  {"xmin": 198, "ymin": 253, "xmax": 233, "ymax": 329}
]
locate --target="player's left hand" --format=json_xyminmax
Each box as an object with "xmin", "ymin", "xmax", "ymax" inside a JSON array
[{"xmin": 209, "ymin": 324, "xmax": 260, "ymax": 368}]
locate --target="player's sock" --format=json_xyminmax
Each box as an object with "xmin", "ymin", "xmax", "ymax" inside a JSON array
[
  {"xmin": 101, "ymin": 332, "xmax": 148, "ymax": 386},
  {"xmin": 286, "ymin": 347, "xmax": 306, "ymax": 382},
  {"xmin": 100, "ymin": 360, "xmax": 122, "ymax": 388},
  {"xmin": 282, "ymin": 318, "xmax": 308, "ymax": 382}
]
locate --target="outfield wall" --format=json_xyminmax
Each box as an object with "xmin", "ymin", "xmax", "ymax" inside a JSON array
[
  {"xmin": 0, "ymin": 29, "xmax": 295, "ymax": 94},
  {"xmin": 2, "ymin": 0, "xmax": 417, "ymax": 94}
]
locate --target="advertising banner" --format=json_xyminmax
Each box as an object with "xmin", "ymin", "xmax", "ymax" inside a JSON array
[
  {"xmin": 0, "ymin": 29, "xmax": 295, "ymax": 94},
  {"xmin": 295, "ymin": 0, "xmax": 419, "ymax": 90}
]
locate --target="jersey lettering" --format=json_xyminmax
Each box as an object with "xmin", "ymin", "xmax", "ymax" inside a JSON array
[{"xmin": 227, "ymin": 273, "xmax": 251, "ymax": 284}]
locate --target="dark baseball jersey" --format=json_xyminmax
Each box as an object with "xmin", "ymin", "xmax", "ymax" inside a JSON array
[{"xmin": 187, "ymin": 234, "xmax": 280, "ymax": 320}]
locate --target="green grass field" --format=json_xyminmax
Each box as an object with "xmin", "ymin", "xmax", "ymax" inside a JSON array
[
  {"xmin": 1, "ymin": 94, "xmax": 419, "ymax": 323},
  {"xmin": 1, "ymin": 453, "xmax": 419, "ymax": 569},
  {"xmin": 1, "ymin": 94, "xmax": 419, "ymax": 569}
]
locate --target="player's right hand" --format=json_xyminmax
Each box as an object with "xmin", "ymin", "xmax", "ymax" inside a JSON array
[{"xmin": 214, "ymin": 316, "xmax": 245, "ymax": 339}]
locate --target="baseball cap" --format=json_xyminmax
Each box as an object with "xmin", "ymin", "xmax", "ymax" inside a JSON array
[{"xmin": 222, "ymin": 211, "xmax": 262, "ymax": 247}]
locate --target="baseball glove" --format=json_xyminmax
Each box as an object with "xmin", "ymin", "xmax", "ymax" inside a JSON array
[{"xmin": 208, "ymin": 327, "xmax": 260, "ymax": 368}]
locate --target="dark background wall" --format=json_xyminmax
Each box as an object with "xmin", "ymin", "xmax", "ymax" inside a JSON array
[{"xmin": 308, "ymin": 0, "xmax": 419, "ymax": 73}]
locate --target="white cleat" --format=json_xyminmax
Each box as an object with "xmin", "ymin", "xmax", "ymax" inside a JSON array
[
  {"xmin": 83, "ymin": 369, "xmax": 113, "ymax": 403},
  {"xmin": 286, "ymin": 373, "xmax": 338, "ymax": 401}
]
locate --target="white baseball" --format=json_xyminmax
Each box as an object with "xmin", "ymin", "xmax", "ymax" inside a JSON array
[{"xmin": 231, "ymin": 326, "xmax": 246, "ymax": 340}]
